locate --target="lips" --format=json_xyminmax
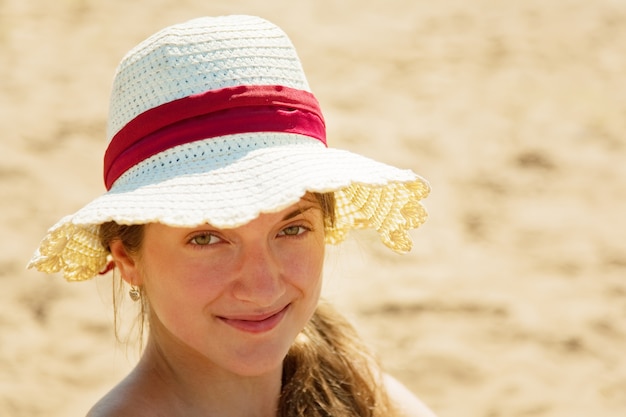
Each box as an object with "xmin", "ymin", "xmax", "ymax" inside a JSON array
[{"xmin": 218, "ymin": 304, "xmax": 290, "ymax": 334}]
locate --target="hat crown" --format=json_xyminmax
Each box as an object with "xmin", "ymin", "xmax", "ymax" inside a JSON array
[
  {"xmin": 107, "ymin": 15, "xmax": 311, "ymax": 140},
  {"xmin": 27, "ymin": 15, "xmax": 430, "ymax": 282}
]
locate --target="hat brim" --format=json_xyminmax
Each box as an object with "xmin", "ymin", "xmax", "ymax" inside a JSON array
[{"xmin": 29, "ymin": 133, "xmax": 429, "ymax": 281}]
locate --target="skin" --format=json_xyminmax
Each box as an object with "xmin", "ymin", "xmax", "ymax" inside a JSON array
[
  {"xmin": 87, "ymin": 195, "xmax": 437, "ymax": 417},
  {"xmin": 91, "ymin": 196, "xmax": 326, "ymax": 417}
]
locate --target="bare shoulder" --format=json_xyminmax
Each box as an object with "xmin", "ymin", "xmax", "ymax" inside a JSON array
[
  {"xmin": 85, "ymin": 375, "xmax": 158, "ymax": 417},
  {"xmin": 384, "ymin": 374, "xmax": 438, "ymax": 417},
  {"xmin": 86, "ymin": 396, "xmax": 136, "ymax": 417},
  {"xmin": 86, "ymin": 387, "xmax": 145, "ymax": 417}
]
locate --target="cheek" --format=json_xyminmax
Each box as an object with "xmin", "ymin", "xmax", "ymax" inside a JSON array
[
  {"xmin": 284, "ymin": 241, "xmax": 325, "ymax": 294},
  {"xmin": 138, "ymin": 250, "xmax": 227, "ymax": 317}
]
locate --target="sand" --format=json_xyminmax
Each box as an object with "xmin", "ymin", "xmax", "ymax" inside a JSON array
[{"xmin": 2, "ymin": 0, "xmax": 625, "ymax": 416}]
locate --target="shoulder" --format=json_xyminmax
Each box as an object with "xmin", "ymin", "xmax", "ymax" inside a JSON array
[
  {"xmin": 85, "ymin": 374, "xmax": 161, "ymax": 417},
  {"xmin": 86, "ymin": 388, "xmax": 148, "ymax": 417},
  {"xmin": 86, "ymin": 396, "xmax": 138, "ymax": 417},
  {"xmin": 383, "ymin": 373, "xmax": 438, "ymax": 417},
  {"xmin": 86, "ymin": 400, "xmax": 134, "ymax": 417}
]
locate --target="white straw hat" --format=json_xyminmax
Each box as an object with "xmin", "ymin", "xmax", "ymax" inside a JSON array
[{"xmin": 28, "ymin": 15, "xmax": 430, "ymax": 282}]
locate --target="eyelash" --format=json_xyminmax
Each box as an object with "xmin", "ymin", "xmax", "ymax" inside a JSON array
[
  {"xmin": 278, "ymin": 224, "xmax": 311, "ymax": 237},
  {"xmin": 187, "ymin": 224, "xmax": 312, "ymax": 247},
  {"xmin": 188, "ymin": 232, "xmax": 222, "ymax": 246}
]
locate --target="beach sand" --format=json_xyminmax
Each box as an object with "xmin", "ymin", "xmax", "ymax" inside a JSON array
[{"xmin": 2, "ymin": 0, "xmax": 625, "ymax": 416}]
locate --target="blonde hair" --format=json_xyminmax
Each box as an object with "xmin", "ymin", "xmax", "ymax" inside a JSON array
[
  {"xmin": 99, "ymin": 192, "xmax": 400, "ymax": 416},
  {"xmin": 280, "ymin": 302, "xmax": 398, "ymax": 416}
]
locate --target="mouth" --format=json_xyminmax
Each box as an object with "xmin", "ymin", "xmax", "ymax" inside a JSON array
[{"xmin": 218, "ymin": 304, "xmax": 290, "ymax": 334}]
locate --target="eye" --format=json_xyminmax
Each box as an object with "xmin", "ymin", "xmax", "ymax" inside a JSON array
[
  {"xmin": 189, "ymin": 232, "xmax": 221, "ymax": 246},
  {"xmin": 278, "ymin": 225, "xmax": 309, "ymax": 237}
]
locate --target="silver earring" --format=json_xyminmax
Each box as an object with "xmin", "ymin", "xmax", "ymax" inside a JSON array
[{"xmin": 129, "ymin": 285, "xmax": 141, "ymax": 302}]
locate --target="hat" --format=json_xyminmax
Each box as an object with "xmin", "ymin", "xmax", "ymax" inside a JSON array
[{"xmin": 28, "ymin": 15, "xmax": 430, "ymax": 282}]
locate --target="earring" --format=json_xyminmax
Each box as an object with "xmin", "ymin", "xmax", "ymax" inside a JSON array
[{"xmin": 129, "ymin": 285, "xmax": 141, "ymax": 302}]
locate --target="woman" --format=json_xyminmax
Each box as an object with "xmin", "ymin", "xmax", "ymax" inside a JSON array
[{"xmin": 29, "ymin": 15, "xmax": 435, "ymax": 417}]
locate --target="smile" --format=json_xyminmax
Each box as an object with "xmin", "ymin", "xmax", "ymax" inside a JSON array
[{"xmin": 218, "ymin": 304, "xmax": 290, "ymax": 334}]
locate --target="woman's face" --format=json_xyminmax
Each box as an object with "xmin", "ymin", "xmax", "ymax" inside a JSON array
[{"xmin": 131, "ymin": 196, "xmax": 325, "ymax": 377}]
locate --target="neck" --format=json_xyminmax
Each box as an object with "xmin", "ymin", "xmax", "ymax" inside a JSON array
[{"xmin": 133, "ymin": 329, "xmax": 283, "ymax": 417}]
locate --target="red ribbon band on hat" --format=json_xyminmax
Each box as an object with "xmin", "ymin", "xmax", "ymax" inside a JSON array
[{"xmin": 103, "ymin": 85, "xmax": 326, "ymax": 190}]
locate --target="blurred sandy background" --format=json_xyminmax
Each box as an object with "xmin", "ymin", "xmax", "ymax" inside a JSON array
[{"xmin": 2, "ymin": 0, "xmax": 626, "ymax": 416}]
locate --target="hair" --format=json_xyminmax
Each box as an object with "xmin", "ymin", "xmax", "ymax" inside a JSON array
[
  {"xmin": 280, "ymin": 302, "xmax": 397, "ymax": 416},
  {"xmin": 99, "ymin": 192, "xmax": 399, "ymax": 416}
]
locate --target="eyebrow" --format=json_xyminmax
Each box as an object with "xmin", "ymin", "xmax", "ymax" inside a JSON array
[{"xmin": 281, "ymin": 205, "xmax": 318, "ymax": 221}]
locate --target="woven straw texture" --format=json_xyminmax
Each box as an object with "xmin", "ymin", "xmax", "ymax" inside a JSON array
[
  {"xmin": 28, "ymin": 15, "xmax": 430, "ymax": 281},
  {"xmin": 107, "ymin": 15, "xmax": 311, "ymax": 139}
]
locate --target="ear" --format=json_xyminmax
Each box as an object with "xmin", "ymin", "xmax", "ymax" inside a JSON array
[{"xmin": 109, "ymin": 240, "xmax": 143, "ymax": 286}]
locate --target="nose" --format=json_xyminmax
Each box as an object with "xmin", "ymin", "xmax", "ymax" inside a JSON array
[{"xmin": 232, "ymin": 243, "xmax": 286, "ymax": 307}]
